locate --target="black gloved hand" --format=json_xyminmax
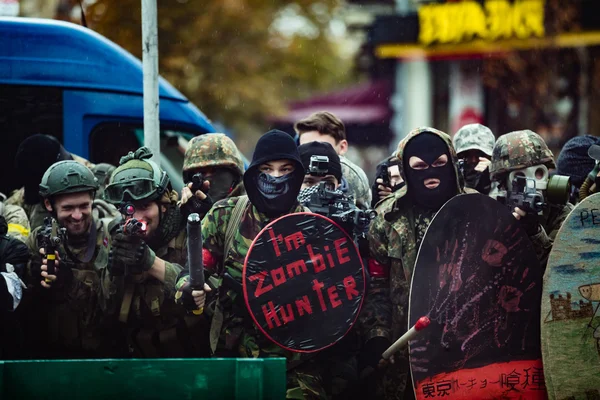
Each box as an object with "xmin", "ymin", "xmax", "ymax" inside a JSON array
[
  {"xmin": 358, "ymin": 336, "xmax": 392, "ymax": 376},
  {"xmin": 110, "ymin": 233, "xmax": 156, "ymax": 275},
  {"xmin": 181, "ymin": 193, "xmax": 214, "ymax": 220},
  {"xmin": 519, "ymin": 209, "xmax": 541, "ymax": 236}
]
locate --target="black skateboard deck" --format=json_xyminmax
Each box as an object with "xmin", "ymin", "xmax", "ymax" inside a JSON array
[{"xmin": 409, "ymin": 193, "xmax": 546, "ymax": 399}]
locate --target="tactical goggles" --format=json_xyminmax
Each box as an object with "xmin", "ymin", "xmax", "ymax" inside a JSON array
[{"xmin": 104, "ymin": 178, "xmax": 157, "ymax": 203}]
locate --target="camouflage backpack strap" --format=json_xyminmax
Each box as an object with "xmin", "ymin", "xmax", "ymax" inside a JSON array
[
  {"xmin": 223, "ymin": 195, "xmax": 249, "ymax": 260},
  {"xmin": 209, "ymin": 195, "xmax": 249, "ymax": 354}
]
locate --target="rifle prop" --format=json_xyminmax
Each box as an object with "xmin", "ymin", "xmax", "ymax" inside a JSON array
[
  {"xmin": 497, "ymin": 176, "xmax": 546, "ymax": 214},
  {"xmin": 118, "ymin": 202, "xmax": 147, "ymax": 236},
  {"xmin": 382, "ymin": 316, "xmax": 430, "ymax": 360},
  {"xmin": 109, "ymin": 202, "xmax": 148, "ymax": 276},
  {"xmin": 305, "ymin": 181, "xmax": 377, "ymax": 256},
  {"xmin": 38, "ymin": 217, "xmax": 66, "ymax": 283},
  {"xmin": 186, "ymin": 212, "xmax": 205, "ymax": 315}
]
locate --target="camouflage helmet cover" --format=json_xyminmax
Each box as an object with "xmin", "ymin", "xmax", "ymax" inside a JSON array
[
  {"xmin": 183, "ymin": 133, "xmax": 244, "ymax": 177},
  {"xmin": 489, "ymin": 129, "xmax": 556, "ymax": 179},
  {"xmin": 39, "ymin": 160, "xmax": 99, "ymax": 198},
  {"xmin": 453, "ymin": 123, "xmax": 495, "ymax": 157}
]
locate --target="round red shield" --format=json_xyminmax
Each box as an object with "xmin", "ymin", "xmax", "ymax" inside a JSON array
[{"xmin": 243, "ymin": 212, "xmax": 366, "ymax": 353}]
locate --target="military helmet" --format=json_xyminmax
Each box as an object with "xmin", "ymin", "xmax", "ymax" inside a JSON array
[
  {"xmin": 103, "ymin": 147, "xmax": 169, "ymax": 204},
  {"xmin": 183, "ymin": 133, "xmax": 244, "ymax": 178},
  {"xmin": 453, "ymin": 123, "xmax": 495, "ymax": 157},
  {"xmin": 39, "ymin": 160, "xmax": 99, "ymax": 198},
  {"xmin": 490, "ymin": 129, "xmax": 556, "ymax": 179}
]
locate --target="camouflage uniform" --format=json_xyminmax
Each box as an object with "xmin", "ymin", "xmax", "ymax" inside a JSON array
[
  {"xmin": 340, "ymin": 156, "xmax": 372, "ymax": 210},
  {"xmin": 489, "ymin": 130, "xmax": 574, "ymax": 268},
  {"xmin": 22, "ymin": 160, "xmax": 120, "ymax": 359},
  {"xmin": 100, "ymin": 147, "xmax": 201, "ymax": 358},
  {"xmin": 99, "ymin": 227, "xmax": 195, "ymax": 358},
  {"xmin": 175, "ymin": 196, "xmax": 330, "ymax": 398},
  {"xmin": 360, "ymin": 127, "xmax": 473, "ymax": 400},
  {"xmin": 0, "ymin": 196, "xmax": 31, "ymax": 243},
  {"xmin": 25, "ymin": 215, "xmax": 120, "ymax": 358}
]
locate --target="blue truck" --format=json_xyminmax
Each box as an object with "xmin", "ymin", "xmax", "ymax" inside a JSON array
[{"xmin": 0, "ymin": 16, "xmax": 218, "ymax": 195}]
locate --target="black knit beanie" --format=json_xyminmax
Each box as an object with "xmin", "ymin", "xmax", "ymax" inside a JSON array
[
  {"xmin": 15, "ymin": 134, "xmax": 73, "ymax": 204},
  {"xmin": 556, "ymin": 135, "xmax": 600, "ymax": 188},
  {"xmin": 298, "ymin": 141, "xmax": 343, "ymax": 182},
  {"xmin": 243, "ymin": 130, "xmax": 305, "ymax": 214}
]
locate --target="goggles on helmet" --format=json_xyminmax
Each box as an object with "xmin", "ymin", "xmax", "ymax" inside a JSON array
[{"xmin": 104, "ymin": 178, "xmax": 157, "ymax": 203}]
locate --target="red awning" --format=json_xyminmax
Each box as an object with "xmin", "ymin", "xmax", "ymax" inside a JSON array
[{"xmin": 272, "ymin": 80, "xmax": 393, "ymax": 125}]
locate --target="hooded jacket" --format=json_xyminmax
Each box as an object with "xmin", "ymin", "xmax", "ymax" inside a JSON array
[{"xmin": 359, "ymin": 127, "xmax": 473, "ymax": 398}]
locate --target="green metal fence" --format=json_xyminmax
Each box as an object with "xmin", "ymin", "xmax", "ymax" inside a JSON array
[{"xmin": 0, "ymin": 358, "xmax": 286, "ymax": 399}]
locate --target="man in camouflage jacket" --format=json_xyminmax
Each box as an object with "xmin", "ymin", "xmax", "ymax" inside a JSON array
[
  {"xmin": 360, "ymin": 127, "xmax": 475, "ymax": 400},
  {"xmin": 100, "ymin": 147, "xmax": 204, "ymax": 358},
  {"xmin": 24, "ymin": 160, "xmax": 118, "ymax": 359},
  {"xmin": 489, "ymin": 129, "xmax": 574, "ymax": 268},
  {"xmin": 176, "ymin": 130, "xmax": 331, "ymax": 399}
]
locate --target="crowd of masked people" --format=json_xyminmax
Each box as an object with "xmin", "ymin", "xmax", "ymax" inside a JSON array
[{"xmin": 0, "ymin": 110, "xmax": 599, "ymax": 399}]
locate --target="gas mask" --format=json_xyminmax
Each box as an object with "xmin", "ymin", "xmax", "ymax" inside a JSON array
[{"xmin": 507, "ymin": 165, "xmax": 549, "ymax": 191}]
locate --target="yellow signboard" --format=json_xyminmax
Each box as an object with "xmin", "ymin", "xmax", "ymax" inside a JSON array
[{"xmin": 419, "ymin": 0, "xmax": 545, "ymax": 46}]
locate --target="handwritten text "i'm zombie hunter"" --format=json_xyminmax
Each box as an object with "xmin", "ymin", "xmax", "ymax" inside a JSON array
[{"xmin": 248, "ymin": 228, "xmax": 360, "ymax": 330}]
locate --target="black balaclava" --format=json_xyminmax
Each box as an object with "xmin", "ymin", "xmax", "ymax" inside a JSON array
[
  {"xmin": 403, "ymin": 132, "xmax": 457, "ymax": 210},
  {"xmin": 243, "ymin": 130, "xmax": 305, "ymax": 218},
  {"xmin": 15, "ymin": 134, "xmax": 73, "ymax": 205}
]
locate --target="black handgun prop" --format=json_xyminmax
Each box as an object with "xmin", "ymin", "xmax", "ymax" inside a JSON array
[{"xmin": 37, "ymin": 217, "xmax": 66, "ymax": 283}]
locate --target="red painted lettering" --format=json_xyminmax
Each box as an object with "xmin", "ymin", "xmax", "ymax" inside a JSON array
[
  {"xmin": 343, "ymin": 276, "xmax": 359, "ymax": 300},
  {"xmin": 334, "ymin": 238, "xmax": 350, "ymax": 265},
  {"xmin": 249, "ymin": 271, "xmax": 273, "ymax": 298},
  {"xmin": 284, "ymin": 231, "xmax": 305, "ymax": 251},
  {"xmin": 286, "ymin": 260, "xmax": 308, "ymax": 278},
  {"xmin": 279, "ymin": 303, "xmax": 295, "ymax": 324},
  {"xmin": 327, "ymin": 285, "xmax": 342, "ymax": 308},
  {"xmin": 262, "ymin": 301, "xmax": 282, "ymax": 330},
  {"xmin": 268, "ymin": 228, "xmax": 283, "ymax": 257},
  {"xmin": 312, "ymin": 279, "xmax": 327, "ymax": 311},
  {"xmin": 307, "ymin": 244, "xmax": 326, "ymax": 273},
  {"xmin": 326, "ymin": 251, "xmax": 335, "ymax": 268},
  {"xmin": 295, "ymin": 295, "xmax": 313, "ymax": 316},
  {"xmin": 271, "ymin": 267, "xmax": 286, "ymax": 286}
]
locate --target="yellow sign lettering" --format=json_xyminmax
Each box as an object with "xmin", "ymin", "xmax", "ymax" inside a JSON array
[{"xmin": 417, "ymin": 0, "xmax": 545, "ymax": 45}]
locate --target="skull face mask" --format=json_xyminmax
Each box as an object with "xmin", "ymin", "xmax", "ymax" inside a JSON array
[{"xmin": 507, "ymin": 165, "xmax": 549, "ymax": 191}]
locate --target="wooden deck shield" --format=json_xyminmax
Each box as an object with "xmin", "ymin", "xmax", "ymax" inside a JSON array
[{"xmin": 541, "ymin": 193, "xmax": 600, "ymax": 400}]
